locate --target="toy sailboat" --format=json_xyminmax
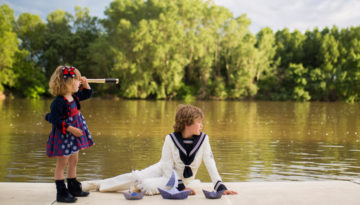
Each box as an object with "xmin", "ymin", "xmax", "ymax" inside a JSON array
[
  {"xmin": 158, "ymin": 170, "xmax": 191, "ymax": 200},
  {"xmin": 202, "ymin": 189, "xmax": 224, "ymax": 199},
  {"xmin": 122, "ymin": 181, "xmax": 145, "ymax": 200},
  {"xmin": 123, "ymin": 190, "xmax": 145, "ymax": 200}
]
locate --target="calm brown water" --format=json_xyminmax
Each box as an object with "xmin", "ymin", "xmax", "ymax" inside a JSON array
[{"xmin": 0, "ymin": 99, "xmax": 360, "ymax": 183}]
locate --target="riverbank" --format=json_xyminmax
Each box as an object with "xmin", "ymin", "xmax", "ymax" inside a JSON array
[{"xmin": 0, "ymin": 181, "xmax": 359, "ymax": 205}]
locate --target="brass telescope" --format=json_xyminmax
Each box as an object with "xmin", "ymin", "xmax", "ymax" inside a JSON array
[{"xmin": 87, "ymin": 79, "xmax": 119, "ymax": 84}]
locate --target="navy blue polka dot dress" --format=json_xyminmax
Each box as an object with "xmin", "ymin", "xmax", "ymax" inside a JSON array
[{"xmin": 47, "ymin": 100, "xmax": 94, "ymax": 157}]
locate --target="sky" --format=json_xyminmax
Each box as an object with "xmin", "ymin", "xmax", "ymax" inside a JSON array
[{"xmin": 2, "ymin": 0, "xmax": 360, "ymax": 33}]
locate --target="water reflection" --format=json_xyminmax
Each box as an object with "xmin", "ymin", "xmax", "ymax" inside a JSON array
[{"xmin": 0, "ymin": 99, "xmax": 359, "ymax": 182}]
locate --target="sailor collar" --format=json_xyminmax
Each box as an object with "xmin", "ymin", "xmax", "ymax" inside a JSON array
[
  {"xmin": 169, "ymin": 132, "xmax": 207, "ymax": 178},
  {"xmin": 170, "ymin": 132, "xmax": 206, "ymax": 156}
]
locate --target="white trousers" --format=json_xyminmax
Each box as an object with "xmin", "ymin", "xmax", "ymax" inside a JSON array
[{"xmin": 84, "ymin": 162, "xmax": 169, "ymax": 195}]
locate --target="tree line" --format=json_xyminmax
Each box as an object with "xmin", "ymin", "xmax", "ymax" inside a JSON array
[{"xmin": 1, "ymin": 0, "xmax": 360, "ymax": 102}]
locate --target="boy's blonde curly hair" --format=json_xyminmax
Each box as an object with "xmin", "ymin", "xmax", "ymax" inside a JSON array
[
  {"xmin": 173, "ymin": 104, "xmax": 204, "ymax": 133},
  {"xmin": 49, "ymin": 66, "xmax": 81, "ymax": 96}
]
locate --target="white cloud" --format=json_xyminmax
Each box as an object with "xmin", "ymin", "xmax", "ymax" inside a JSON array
[
  {"xmin": 214, "ymin": 0, "xmax": 360, "ymax": 33},
  {"xmin": 2, "ymin": 0, "xmax": 360, "ymax": 33}
]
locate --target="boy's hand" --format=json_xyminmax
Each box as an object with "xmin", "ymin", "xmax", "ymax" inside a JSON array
[
  {"xmin": 67, "ymin": 126, "xmax": 83, "ymax": 137},
  {"xmin": 184, "ymin": 187, "xmax": 196, "ymax": 195},
  {"xmin": 223, "ymin": 190, "xmax": 237, "ymax": 195}
]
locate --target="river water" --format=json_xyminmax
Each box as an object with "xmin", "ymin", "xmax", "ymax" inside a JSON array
[{"xmin": 0, "ymin": 99, "xmax": 359, "ymax": 183}]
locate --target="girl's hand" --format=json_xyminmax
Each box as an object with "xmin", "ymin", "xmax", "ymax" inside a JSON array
[
  {"xmin": 67, "ymin": 126, "xmax": 83, "ymax": 137},
  {"xmin": 223, "ymin": 190, "xmax": 238, "ymax": 195},
  {"xmin": 184, "ymin": 187, "xmax": 196, "ymax": 195},
  {"xmin": 80, "ymin": 76, "xmax": 91, "ymax": 89}
]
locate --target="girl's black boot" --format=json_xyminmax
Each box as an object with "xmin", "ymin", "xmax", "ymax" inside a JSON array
[
  {"xmin": 67, "ymin": 178, "xmax": 90, "ymax": 197},
  {"xmin": 55, "ymin": 180, "xmax": 77, "ymax": 203}
]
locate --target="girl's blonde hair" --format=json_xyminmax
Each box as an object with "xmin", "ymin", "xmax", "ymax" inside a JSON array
[
  {"xmin": 173, "ymin": 104, "xmax": 204, "ymax": 133},
  {"xmin": 49, "ymin": 66, "xmax": 81, "ymax": 96}
]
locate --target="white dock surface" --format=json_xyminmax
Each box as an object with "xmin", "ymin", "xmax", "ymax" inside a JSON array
[{"xmin": 1, "ymin": 181, "xmax": 360, "ymax": 205}]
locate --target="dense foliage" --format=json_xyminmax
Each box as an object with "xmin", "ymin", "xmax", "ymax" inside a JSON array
[{"xmin": 1, "ymin": 1, "xmax": 360, "ymax": 102}]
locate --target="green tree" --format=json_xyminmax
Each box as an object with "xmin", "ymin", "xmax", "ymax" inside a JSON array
[
  {"xmin": 302, "ymin": 27, "xmax": 340, "ymax": 101},
  {"xmin": 72, "ymin": 6, "xmax": 102, "ymax": 77},
  {"xmin": 336, "ymin": 27, "xmax": 360, "ymax": 102},
  {"xmin": 254, "ymin": 27, "xmax": 279, "ymax": 99},
  {"xmin": 15, "ymin": 13, "xmax": 46, "ymax": 62},
  {"xmin": 272, "ymin": 29, "xmax": 306, "ymax": 100},
  {"xmin": 105, "ymin": 0, "xmax": 214, "ymax": 99},
  {"xmin": 14, "ymin": 12, "xmax": 47, "ymax": 98},
  {"xmin": 220, "ymin": 15, "xmax": 257, "ymax": 99},
  {"xmin": 41, "ymin": 9, "xmax": 74, "ymax": 78},
  {"xmin": 302, "ymin": 28, "xmax": 322, "ymax": 68},
  {"xmin": 275, "ymin": 29, "xmax": 305, "ymax": 68},
  {"xmin": 11, "ymin": 50, "xmax": 46, "ymax": 98},
  {"xmin": 180, "ymin": 1, "xmax": 231, "ymax": 99},
  {"xmin": 41, "ymin": 7, "xmax": 101, "ymax": 84},
  {"xmin": 0, "ymin": 4, "xmax": 18, "ymax": 92},
  {"xmin": 284, "ymin": 63, "xmax": 310, "ymax": 101},
  {"xmin": 255, "ymin": 27, "xmax": 277, "ymax": 82}
]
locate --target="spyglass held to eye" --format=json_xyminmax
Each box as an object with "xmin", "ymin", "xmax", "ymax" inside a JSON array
[
  {"xmin": 62, "ymin": 66, "xmax": 119, "ymax": 84},
  {"xmin": 86, "ymin": 79, "xmax": 119, "ymax": 84}
]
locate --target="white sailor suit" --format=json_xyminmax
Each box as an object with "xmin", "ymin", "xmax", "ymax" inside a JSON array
[{"xmin": 86, "ymin": 132, "xmax": 227, "ymax": 195}]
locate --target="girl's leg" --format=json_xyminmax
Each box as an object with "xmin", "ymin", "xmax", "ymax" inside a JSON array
[
  {"xmin": 66, "ymin": 151, "xmax": 89, "ymax": 197},
  {"xmin": 54, "ymin": 156, "xmax": 77, "ymax": 203},
  {"xmin": 67, "ymin": 152, "xmax": 79, "ymax": 178},
  {"xmin": 55, "ymin": 156, "xmax": 69, "ymax": 180}
]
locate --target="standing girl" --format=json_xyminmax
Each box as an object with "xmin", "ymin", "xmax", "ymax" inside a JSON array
[{"xmin": 45, "ymin": 66, "xmax": 93, "ymax": 203}]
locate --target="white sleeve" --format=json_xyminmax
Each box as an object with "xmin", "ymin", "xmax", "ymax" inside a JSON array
[
  {"xmin": 202, "ymin": 135, "xmax": 222, "ymax": 184},
  {"xmin": 159, "ymin": 135, "xmax": 174, "ymax": 179}
]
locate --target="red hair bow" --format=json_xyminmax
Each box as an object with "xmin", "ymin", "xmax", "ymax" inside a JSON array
[{"xmin": 62, "ymin": 66, "xmax": 76, "ymax": 79}]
